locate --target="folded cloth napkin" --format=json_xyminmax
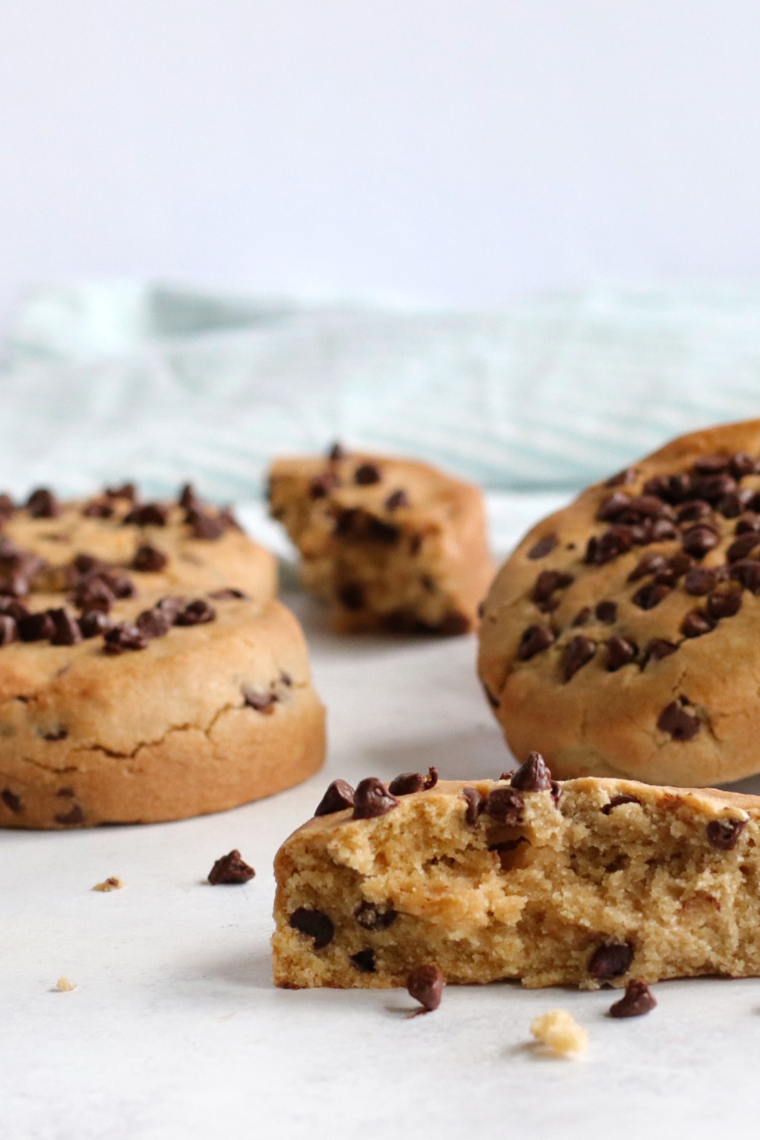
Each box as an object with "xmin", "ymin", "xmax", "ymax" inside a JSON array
[{"xmin": 3, "ymin": 280, "xmax": 760, "ymax": 501}]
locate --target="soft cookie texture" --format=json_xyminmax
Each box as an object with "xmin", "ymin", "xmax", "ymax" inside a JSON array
[
  {"xmin": 272, "ymin": 760, "xmax": 760, "ymax": 990},
  {"xmin": 0, "ymin": 486, "xmax": 325, "ymax": 828},
  {"xmin": 478, "ymin": 418, "xmax": 760, "ymax": 786},
  {"xmin": 267, "ymin": 447, "xmax": 493, "ymax": 634}
]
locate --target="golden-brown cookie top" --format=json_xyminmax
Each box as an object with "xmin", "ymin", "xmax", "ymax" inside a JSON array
[{"xmin": 478, "ymin": 418, "xmax": 760, "ymax": 786}]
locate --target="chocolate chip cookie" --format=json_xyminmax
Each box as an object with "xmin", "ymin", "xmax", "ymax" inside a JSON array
[
  {"xmin": 267, "ymin": 446, "xmax": 494, "ymax": 634},
  {"xmin": 478, "ymin": 418, "xmax": 760, "ymax": 786}
]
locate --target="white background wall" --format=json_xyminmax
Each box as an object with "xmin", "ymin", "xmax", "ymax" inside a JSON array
[{"xmin": 2, "ymin": 0, "xmax": 760, "ymax": 322}]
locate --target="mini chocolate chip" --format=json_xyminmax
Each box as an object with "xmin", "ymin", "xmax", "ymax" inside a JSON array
[
  {"xmin": 483, "ymin": 786, "xmax": 524, "ymax": 824},
  {"xmin": 707, "ymin": 590, "xmax": 742, "ymax": 620},
  {"xmin": 309, "ymin": 471, "xmax": 340, "ymax": 499},
  {"xmin": 0, "ymin": 614, "xmax": 17, "ymax": 645},
  {"xmin": 606, "ymin": 467, "xmax": 636, "ymax": 487},
  {"xmin": 207, "ymin": 588, "xmax": 249, "ymax": 600},
  {"xmin": 645, "ymin": 638, "xmax": 679, "ymax": 660},
  {"xmin": 367, "ymin": 517, "xmax": 400, "ymax": 544},
  {"xmin": 352, "ymin": 778, "xmax": 399, "ymax": 819},
  {"xmin": 601, "ymin": 794, "xmax": 641, "ymax": 815},
  {"xmin": 17, "ymin": 611, "xmax": 56, "ymax": 642},
  {"xmin": 436, "ymin": 612, "xmax": 471, "ymax": 636},
  {"xmin": 561, "ymin": 635, "xmax": 596, "ymax": 681},
  {"xmin": 354, "ymin": 463, "xmax": 382, "ymax": 485},
  {"xmin": 351, "ymin": 949, "xmax": 376, "ymax": 973},
  {"xmin": 588, "ymin": 941, "xmax": 634, "ymax": 980},
  {"xmin": 54, "ymin": 804, "xmax": 84, "ymax": 826},
  {"xmin": 328, "ymin": 442, "xmax": 347, "ymax": 461},
  {"xmin": 683, "ymin": 566, "xmax": 716, "ymax": 595},
  {"xmin": 355, "ymin": 901, "xmax": 398, "ymax": 931},
  {"xmin": 26, "ymin": 488, "xmax": 60, "ymax": 518},
  {"xmin": 103, "ymin": 623, "xmax": 149, "ymax": 654},
  {"xmin": 242, "ymin": 687, "xmax": 278, "ymax": 713},
  {"xmin": 176, "ymin": 599, "xmax": 216, "ymax": 626},
  {"xmin": 681, "ymin": 610, "xmax": 714, "ymax": 638},
  {"xmin": 106, "ymin": 483, "xmax": 137, "ymax": 500},
  {"xmin": 49, "ymin": 608, "xmax": 82, "ymax": 646},
  {"xmin": 595, "ymin": 600, "xmax": 617, "ymax": 624},
  {"xmin": 706, "ymin": 818, "xmax": 747, "ymax": 851},
  {"xmin": 632, "ymin": 581, "xmax": 671, "ymax": 610},
  {"xmin": 507, "ymin": 752, "xmax": 552, "ymax": 792},
  {"xmin": 727, "ymin": 533, "xmax": 760, "ymax": 562},
  {"xmin": 384, "ymin": 489, "xmax": 409, "ymax": 510},
  {"xmin": 82, "ymin": 499, "xmax": 114, "ymax": 518},
  {"xmin": 658, "ymin": 701, "xmax": 700, "ymax": 740},
  {"xmin": 208, "ymin": 849, "xmax": 255, "ymax": 884},
  {"xmin": 407, "ymin": 965, "xmax": 444, "ymax": 1013},
  {"xmin": 532, "ymin": 570, "xmax": 573, "ymax": 603},
  {"xmin": 1, "ymin": 788, "xmax": 23, "ymax": 813},
  {"xmin": 389, "ymin": 767, "xmax": 439, "ymax": 796},
  {"xmin": 78, "ymin": 610, "xmax": 113, "ymax": 639},
  {"xmin": 289, "ymin": 907, "xmax": 334, "ymax": 949},
  {"xmin": 682, "ymin": 525, "xmax": 719, "ymax": 558},
  {"xmin": 338, "ymin": 582, "xmax": 364, "ymax": 610},
  {"xmin": 462, "ymin": 787, "xmax": 485, "ymax": 824},
  {"xmin": 609, "ymin": 979, "xmax": 657, "ymax": 1018},
  {"xmin": 676, "ymin": 499, "xmax": 712, "ymax": 523},
  {"xmin": 729, "ymin": 558, "xmax": 760, "ymax": 593},
  {"xmin": 133, "ymin": 544, "xmax": 168, "ymax": 573},
  {"xmin": 607, "ymin": 636, "xmax": 638, "ymax": 672},
  {"xmin": 123, "ymin": 503, "xmax": 168, "ymax": 526},
  {"xmin": 528, "ymin": 534, "xmax": 558, "ymax": 560},
  {"xmin": 135, "ymin": 607, "xmax": 174, "ymax": 640},
  {"xmin": 314, "ymin": 779, "xmax": 355, "ymax": 816}
]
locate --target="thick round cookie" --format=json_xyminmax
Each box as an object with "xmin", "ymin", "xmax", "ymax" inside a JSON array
[
  {"xmin": 479, "ymin": 418, "xmax": 760, "ymax": 787},
  {"xmin": 0, "ymin": 486, "xmax": 324, "ymax": 827}
]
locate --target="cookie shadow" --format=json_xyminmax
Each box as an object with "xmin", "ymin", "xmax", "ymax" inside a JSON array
[{"xmin": 367, "ymin": 726, "xmax": 516, "ymax": 783}]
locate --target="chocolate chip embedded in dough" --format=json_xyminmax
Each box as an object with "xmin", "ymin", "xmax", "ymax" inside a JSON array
[
  {"xmin": 367, "ymin": 517, "xmax": 400, "ymax": 544},
  {"xmin": 314, "ymin": 779, "xmax": 355, "ymax": 816},
  {"xmin": 179, "ymin": 483, "xmax": 201, "ymax": 512},
  {"xmin": 572, "ymin": 607, "xmax": 591, "ymax": 626},
  {"xmin": 727, "ymin": 533, "xmax": 760, "ymax": 562},
  {"xmin": 384, "ymin": 489, "xmax": 409, "ymax": 511},
  {"xmin": 352, "ymin": 778, "xmax": 399, "ymax": 820},
  {"xmin": 208, "ymin": 588, "xmax": 249, "ymax": 600},
  {"xmin": 682, "ymin": 525, "xmax": 719, "ymax": 558},
  {"xmin": 49, "ymin": 608, "xmax": 83, "ymax": 646},
  {"xmin": 462, "ymin": 787, "xmax": 485, "ymax": 825},
  {"xmin": 289, "ymin": 907, "xmax": 334, "ymax": 949},
  {"xmin": 328, "ymin": 442, "xmax": 347, "ymax": 461},
  {"xmin": 407, "ymin": 965, "xmax": 444, "ymax": 1013},
  {"xmin": 132, "ymin": 544, "xmax": 168, "ymax": 573},
  {"xmin": 729, "ymin": 559, "xmax": 760, "ymax": 593},
  {"xmin": 74, "ymin": 577, "xmax": 114, "ymax": 614},
  {"xmin": 643, "ymin": 473, "xmax": 693, "ymax": 503},
  {"xmin": 657, "ymin": 701, "xmax": 700, "ymax": 741},
  {"xmin": 718, "ymin": 490, "xmax": 752, "ymax": 519},
  {"xmin": 692, "ymin": 473, "xmax": 737, "ymax": 504},
  {"xmin": 681, "ymin": 610, "xmax": 714, "ymax": 638},
  {"xmin": 82, "ymin": 499, "xmax": 114, "ymax": 518},
  {"xmin": 54, "ymin": 804, "xmax": 84, "ymax": 826},
  {"xmin": 735, "ymin": 512, "xmax": 760, "ymax": 535},
  {"xmin": 528, "ymin": 534, "xmax": 558, "ymax": 560},
  {"xmin": 561, "ymin": 636, "xmax": 596, "ymax": 681},
  {"xmin": 105, "ymin": 483, "xmax": 137, "ymax": 501},
  {"xmin": 532, "ymin": 570, "xmax": 573, "ymax": 604},
  {"xmin": 693, "ymin": 454, "xmax": 731, "ymax": 475},
  {"xmin": 338, "ymin": 582, "xmax": 364, "ymax": 611},
  {"xmin": 26, "ymin": 488, "xmax": 60, "ymax": 518},
  {"xmin": 706, "ymin": 818, "xmax": 747, "ymax": 851},
  {"xmin": 0, "ymin": 494, "xmax": 14, "ymax": 520},
  {"xmin": 1, "ymin": 788, "xmax": 23, "ymax": 813},
  {"xmin": 354, "ymin": 463, "xmax": 382, "ymax": 486},
  {"xmin": 123, "ymin": 503, "xmax": 168, "ymax": 527},
  {"xmin": 355, "ymin": 901, "xmax": 398, "ymax": 930},
  {"xmin": 242, "ymin": 687, "xmax": 278, "ymax": 713},
  {"xmin": 609, "ymin": 979, "xmax": 657, "ymax": 1018},
  {"xmin": 595, "ymin": 601, "xmax": 617, "ymax": 624},
  {"xmin": 606, "ymin": 636, "xmax": 638, "ymax": 672},
  {"xmin": 645, "ymin": 638, "xmax": 679, "ymax": 660},
  {"xmin": 187, "ymin": 510, "xmax": 226, "ymax": 540},
  {"xmin": 17, "ymin": 611, "xmax": 56, "ymax": 642},
  {"xmin": 437, "ymin": 612, "xmax": 471, "ymax": 636},
  {"xmin": 508, "ymin": 752, "xmax": 553, "ymax": 792},
  {"xmin": 632, "ymin": 581, "xmax": 671, "ymax": 610},
  {"xmin": 350, "ymin": 949, "xmax": 376, "ymax": 973},
  {"xmin": 586, "ymin": 527, "xmax": 633, "ymax": 566},
  {"xmin": 517, "ymin": 624, "xmax": 554, "ymax": 661},
  {"xmin": 587, "ymin": 941, "xmax": 634, "ymax": 980},
  {"xmin": 78, "ymin": 610, "xmax": 113, "ymax": 639},
  {"xmin": 207, "ymin": 849, "xmax": 255, "ymax": 884},
  {"xmin": 730, "ymin": 452, "xmax": 757, "ymax": 479},
  {"xmin": 683, "ymin": 566, "xmax": 717, "ymax": 595},
  {"xmin": 606, "ymin": 467, "xmax": 637, "ymax": 487},
  {"xmin": 388, "ymin": 767, "xmax": 439, "ymax": 796},
  {"xmin": 707, "ymin": 590, "xmax": 742, "ymax": 620},
  {"xmin": 41, "ymin": 726, "xmax": 67, "ymax": 741},
  {"xmin": 103, "ymin": 623, "xmax": 149, "ymax": 654},
  {"xmin": 483, "ymin": 786, "xmax": 525, "ymax": 824},
  {"xmin": 0, "ymin": 614, "xmax": 17, "ymax": 646},
  {"xmin": 308, "ymin": 471, "xmax": 340, "ymax": 499},
  {"xmin": 601, "ymin": 794, "xmax": 641, "ymax": 815},
  {"xmin": 175, "ymin": 599, "xmax": 216, "ymax": 626},
  {"xmin": 675, "ymin": 499, "xmax": 712, "ymax": 524},
  {"xmin": 650, "ymin": 519, "xmax": 678, "ymax": 542},
  {"xmin": 135, "ymin": 607, "xmax": 174, "ymax": 641}
]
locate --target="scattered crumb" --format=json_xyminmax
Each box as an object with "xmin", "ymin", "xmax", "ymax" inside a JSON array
[
  {"xmin": 530, "ymin": 1009, "xmax": 588, "ymax": 1056},
  {"xmin": 55, "ymin": 976, "xmax": 76, "ymax": 992},
  {"xmin": 93, "ymin": 876, "xmax": 124, "ymax": 892}
]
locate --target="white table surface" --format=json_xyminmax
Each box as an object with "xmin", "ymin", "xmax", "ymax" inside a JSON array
[{"xmin": 5, "ymin": 492, "xmax": 760, "ymax": 1140}]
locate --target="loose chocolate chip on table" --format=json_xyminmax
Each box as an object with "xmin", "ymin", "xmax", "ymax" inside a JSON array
[
  {"xmin": 82, "ymin": 499, "xmax": 114, "ymax": 518},
  {"xmin": 354, "ymin": 463, "xmax": 382, "ymax": 485},
  {"xmin": 17, "ymin": 611, "xmax": 56, "ymax": 642},
  {"xmin": 0, "ymin": 614, "xmax": 17, "ymax": 645},
  {"xmin": 683, "ymin": 566, "xmax": 717, "ymax": 595},
  {"xmin": 729, "ymin": 558, "xmax": 760, "ymax": 593},
  {"xmin": 681, "ymin": 610, "xmax": 714, "ymax": 638},
  {"xmin": 54, "ymin": 804, "xmax": 84, "ymax": 826},
  {"xmin": 123, "ymin": 503, "xmax": 168, "ymax": 526},
  {"xmin": 682, "ymin": 525, "xmax": 719, "ymax": 558},
  {"xmin": 607, "ymin": 636, "xmax": 638, "ymax": 672},
  {"xmin": 328, "ymin": 442, "xmax": 347, "ymax": 461},
  {"xmin": 352, "ymin": 778, "xmax": 399, "ymax": 819},
  {"xmin": 407, "ymin": 965, "xmax": 444, "ymax": 1014},
  {"xmin": 78, "ymin": 610, "xmax": 113, "ymax": 639},
  {"xmin": 595, "ymin": 600, "xmax": 617, "ymax": 624},
  {"xmin": 609, "ymin": 979, "xmax": 657, "ymax": 1018},
  {"xmin": 135, "ymin": 607, "xmax": 175, "ymax": 640},
  {"xmin": 208, "ymin": 588, "xmax": 249, "ymax": 600},
  {"xmin": 132, "ymin": 544, "xmax": 168, "ymax": 573},
  {"xmin": 49, "ymin": 608, "xmax": 82, "ymax": 646},
  {"xmin": 658, "ymin": 701, "xmax": 700, "ymax": 741},
  {"xmin": 632, "ymin": 581, "xmax": 671, "ymax": 610},
  {"xmin": 207, "ymin": 849, "xmax": 255, "ymax": 884},
  {"xmin": 355, "ymin": 901, "xmax": 398, "ymax": 930},
  {"xmin": 384, "ymin": 489, "xmax": 409, "ymax": 511},
  {"xmin": 176, "ymin": 599, "xmax": 216, "ymax": 626},
  {"xmin": 601, "ymin": 794, "xmax": 641, "ymax": 815},
  {"xmin": 26, "ymin": 488, "xmax": 60, "ymax": 518},
  {"xmin": 462, "ymin": 787, "xmax": 485, "ymax": 824},
  {"xmin": 528, "ymin": 534, "xmax": 558, "ymax": 560},
  {"xmin": 561, "ymin": 635, "xmax": 596, "ymax": 681},
  {"xmin": 103, "ymin": 623, "xmax": 149, "ymax": 654},
  {"xmin": 707, "ymin": 590, "xmax": 742, "ymax": 620},
  {"xmin": 314, "ymin": 779, "xmax": 355, "ymax": 816},
  {"xmin": 351, "ymin": 949, "xmax": 376, "ymax": 973},
  {"xmin": 338, "ymin": 582, "xmax": 365, "ymax": 610},
  {"xmin": 706, "ymin": 818, "xmax": 747, "ymax": 851},
  {"xmin": 1, "ymin": 788, "xmax": 23, "ymax": 813},
  {"xmin": 389, "ymin": 767, "xmax": 439, "ymax": 796},
  {"xmin": 483, "ymin": 786, "xmax": 525, "ymax": 824},
  {"xmin": 588, "ymin": 941, "xmax": 634, "ymax": 981},
  {"xmin": 289, "ymin": 907, "xmax": 334, "ymax": 949},
  {"xmin": 242, "ymin": 687, "xmax": 278, "ymax": 713},
  {"xmin": 645, "ymin": 638, "xmax": 679, "ymax": 660},
  {"xmin": 506, "ymin": 752, "xmax": 552, "ymax": 792},
  {"xmin": 606, "ymin": 467, "xmax": 636, "ymax": 487},
  {"xmin": 309, "ymin": 471, "xmax": 340, "ymax": 499}
]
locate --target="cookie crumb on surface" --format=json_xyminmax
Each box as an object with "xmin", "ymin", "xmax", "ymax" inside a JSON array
[
  {"xmin": 530, "ymin": 1009, "xmax": 588, "ymax": 1055},
  {"xmin": 55, "ymin": 977, "xmax": 76, "ymax": 992},
  {"xmin": 93, "ymin": 876, "xmax": 124, "ymax": 892}
]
